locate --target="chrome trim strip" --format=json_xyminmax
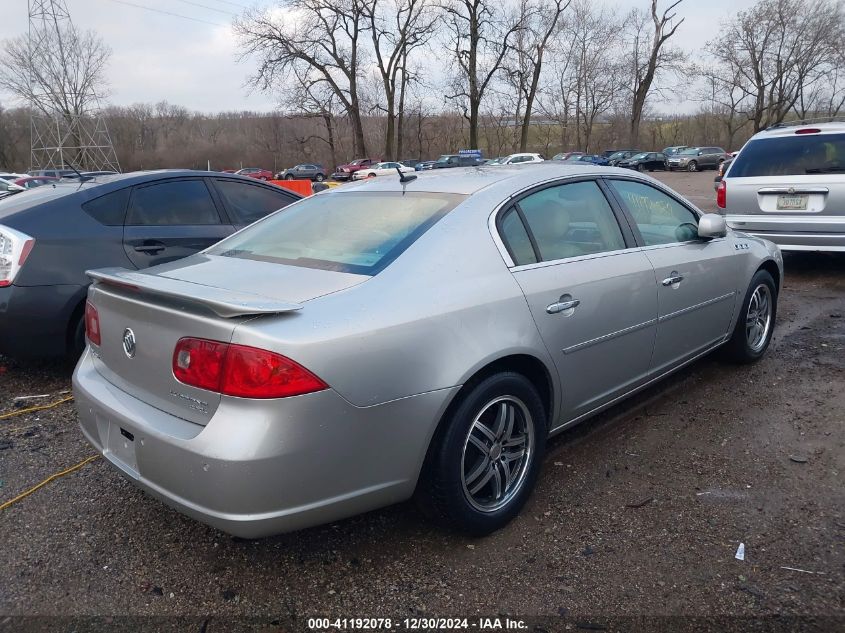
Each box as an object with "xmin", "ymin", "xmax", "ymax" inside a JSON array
[
  {"xmin": 726, "ymin": 214, "xmax": 845, "ymax": 225},
  {"xmin": 562, "ymin": 318, "xmax": 658, "ymax": 355},
  {"xmin": 549, "ymin": 334, "xmax": 730, "ymax": 435},
  {"xmin": 658, "ymin": 292, "xmax": 736, "ymax": 323}
]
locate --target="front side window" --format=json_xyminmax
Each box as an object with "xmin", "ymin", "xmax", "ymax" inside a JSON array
[
  {"xmin": 501, "ymin": 180, "xmax": 626, "ymax": 263},
  {"xmin": 127, "ymin": 180, "xmax": 221, "ymax": 226},
  {"xmin": 608, "ymin": 179, "xmax": 699, "ymax": 246},
  {"xmin": 207, "ymin": 191, "xmax": 464, "ymax": 275}
]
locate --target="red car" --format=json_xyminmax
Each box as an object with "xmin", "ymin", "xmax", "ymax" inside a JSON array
[
  {"xmin": 14, "ymin": 176, "xmax": 59, "ymax": 189},
  {"xmin": 331, "ymin": 158, "xmax": 381, "ymax": 181},
  {"xmin": 234, "ymin": 168, "xmax": 273, "ymax": 181}
]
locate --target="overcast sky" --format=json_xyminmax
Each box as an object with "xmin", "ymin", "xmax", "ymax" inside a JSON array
[{"xmin": 1, "ymin": 0, "xmax": 757, "ymax": 114}]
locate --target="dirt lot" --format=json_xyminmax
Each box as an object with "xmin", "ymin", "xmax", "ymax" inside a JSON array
[{"xmin": 1, "ymin": 170, "xmax": 843, "ymax": 632}]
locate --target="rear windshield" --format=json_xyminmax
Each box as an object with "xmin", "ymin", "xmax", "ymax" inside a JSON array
[
  {"xmin": 729, "ymin": 133, "xmax": 845, "ymax": 177},
  {"xmin": 207, "ymin": 191, "xmax": 464, "ymax": 275}
]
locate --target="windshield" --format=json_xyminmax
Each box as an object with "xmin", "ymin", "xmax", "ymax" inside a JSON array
[
  {"xmin": 608, "ymin": 152, "xmax": 627, "ymax": 160},
  {"xmin": 630, "ymin": 153, "xmax": 649, "ymax": 160},
  {"xmin": 435, "ymin": 155, "xmax": 453, "ymax": 163},
  {"xmin": 729, "ymin": 133, "xmax": 845, "ymax": 177},
  {"xmin": 207, "ymin": 191, "xmax": 465, "ymax": 275}
]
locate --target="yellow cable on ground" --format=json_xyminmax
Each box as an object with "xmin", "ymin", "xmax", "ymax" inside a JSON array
[
  {"xmin": 0, "ymin": 455, "xmax": 99, "ymax": 511},
  {"xmin": 0, "ymin": 395, "xmax": 74, "ymax": 420}
]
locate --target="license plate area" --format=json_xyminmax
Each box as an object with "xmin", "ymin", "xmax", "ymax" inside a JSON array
[
  {"xmin": 106, "ymin": 421, "xmax": 139, "ymax": 475},
  {"xmin": 776, "ymin": 194, "xmax": 809, "ymax": 210}
]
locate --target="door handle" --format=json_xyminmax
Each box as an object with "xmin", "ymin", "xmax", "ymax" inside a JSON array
[
  {"xmin": 662, "ymin": 273, "xmax": 684, "ymax": 286},
  {"xmin": 546, "ymin": 298, "xmax": 580, "ymax": 315},
  {"xmin": 133, "ymin": 242, "xmax": 165, "ymax": 254}
]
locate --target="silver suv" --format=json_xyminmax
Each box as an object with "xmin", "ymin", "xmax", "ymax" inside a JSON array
[
  {"xmin": 668, "ymin": 147, "xmax": 729, "ymax": 172},
  {"xmin": 720, "ymin": 121, "xmax": 845, "ymax": 251}
]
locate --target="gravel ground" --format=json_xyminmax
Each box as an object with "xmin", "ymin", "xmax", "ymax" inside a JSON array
[{"xmin": 1, "ymin": 171, "xmax": 843, "ymax": 632}]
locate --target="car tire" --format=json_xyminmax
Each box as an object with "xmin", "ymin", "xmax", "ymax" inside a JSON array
[
  {"xmin": 637, "ymin": 163, "xmax": 644, "ymax": 172},
  {"xmin": 315, "ymin": 174, "xmax": 325, "ymax": 182},
  {"xmin": 285, "ymin": 174, "xmax": 294, "ymax": 180},
  {"xmin": 69, "ymin": 312, "xmax": 86, "ymax": 359},
  {"xmin": 367, "ymin": 173, "xmax": 376, "ymax": 178},
  {"xmin": 416, "ymin": 372, "xmax": 547, "ymax": 535},
  {"xmin": 722, "ymin": 269, "xmax": 777, "ymax": 364},
  {"xmin": 687, "ymin": 161, "xmax": 698, "ymax": 172}
]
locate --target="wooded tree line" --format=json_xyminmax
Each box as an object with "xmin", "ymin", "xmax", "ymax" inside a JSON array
[{"xmin": 1, "ymin": 0, "xmax": 843, "ymax": 172}]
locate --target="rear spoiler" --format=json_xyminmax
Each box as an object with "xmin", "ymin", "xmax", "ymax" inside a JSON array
[{"xmin": 86, "ymin": 268, "xmax": 303, "ymax": 318}]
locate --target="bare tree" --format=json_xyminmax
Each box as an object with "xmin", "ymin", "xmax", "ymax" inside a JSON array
[
  {"xmin": 443, "ymin": 0, "xmax": 522, "ymax": 149},
  {"xmin": 235, "ymin": 0, "xmax": 371, "ymax": 156},
  {"xmin": 364, "ymin": 0, "xmax": 438, "ymax": 159},
  {"xmin": 707, "ymin": 0, "xmax": 844, "ymax": 132},
  {"xmin": 0, "ymin": 24, "xmax": 110, "ymax": 119},
  {"xmin": 502, "ymin": 0, "xmax": 569, "ymax": 152},
  {"xmin": 623, "ymin": 0, "xmax": 685, "ymax": 146}
]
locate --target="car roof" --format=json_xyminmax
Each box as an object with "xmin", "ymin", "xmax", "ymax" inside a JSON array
[
  {"xmin": 0, "ymin": 170, "xmax": 295, "ymax": 221},
  {"xmin": 752, "ymin": 120, "xmax": 845, "ymax": 139},
  {"xmin": 333, "ymin": 164, "xmax": 641, "ymax": 196}
]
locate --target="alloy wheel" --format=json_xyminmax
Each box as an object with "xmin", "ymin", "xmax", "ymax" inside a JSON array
[
  {"xmin": 461, "ymin": 396, "xmax": 534, "ymax": 513},
  {"xmin": 746, "ymin": 284, "xmax": 773, "ymax": 352}
]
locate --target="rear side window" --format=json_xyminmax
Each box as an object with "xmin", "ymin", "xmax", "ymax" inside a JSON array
[
  {"xmin": 730, "ymin": 133, "xmax": 845, "ymax": 177},
  {"xmin": 514, "ymin": 180, "xmax": 625, "ymax": 261},
  {"xmin": 82, "ymin": 188, "xmax": 130, "ymax": 226},
  {"xmin": 499, "ymin": 207, "xmax": 538, "ymax": 266},
  {"xmin": 214, "ymin": 180, "xmax": 295, "ymax": 225},
  {"xmin": 127, "ymin": 180, "xmax": 221, "ymax": 226},
  {"xmin": 207, "ymin": 191, "xmax": 464, "ymax": 275}
]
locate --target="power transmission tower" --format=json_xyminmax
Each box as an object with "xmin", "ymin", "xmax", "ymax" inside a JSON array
[{"xmin": 27, "ymin": 0, "xmax": 120, "ymax": 172}]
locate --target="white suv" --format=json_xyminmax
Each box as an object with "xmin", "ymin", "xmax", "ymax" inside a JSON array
[
  {"xmin": 499, "ymin": 153, "xmax": 545, "ymax": 165},
  {"xmin": 720, "ymin": 121, "xmax": 845, "ymax": 251}
]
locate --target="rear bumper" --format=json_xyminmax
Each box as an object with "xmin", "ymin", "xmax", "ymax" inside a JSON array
[
  {"xmin": 0, "ymin": 283, "xmax": 86, "ymax": 357},
  {"xmin": 726, "ymin": 214, "xmax": 845, "ymax": 251},
  {"xmin": 73, "ymin": 349, "xmax": 457, "ymax": 537}
]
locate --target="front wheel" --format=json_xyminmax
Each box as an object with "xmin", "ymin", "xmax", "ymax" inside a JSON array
[
  {"xmin": 723, "ymin": 270, "xmax": 777, "ymax": 363},
  {"xmin": 416, "ymin": 372, "xmax": 547, "ymax": 535},
  {"xmin": 687, "ymin": 161, "xmax": 698, "ymax": 172},
  {"xmin": 285, "ymin": 174, "xmax": 294, "ymax": 180},
  {"xmin": 315, "ymin": 173, "xmax": 324, "ymax": 182},
  {"xmin": 637, "ymin": 163, "xmax": 644, "ymax": 172}
]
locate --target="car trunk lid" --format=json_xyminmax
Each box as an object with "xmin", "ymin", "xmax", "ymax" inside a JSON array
[{"xmin": 87, "ymin": 256, "xmax": 367, "ymax": 425}]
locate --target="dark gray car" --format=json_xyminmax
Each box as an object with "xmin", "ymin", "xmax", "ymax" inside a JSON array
[
  {"xmin": 0, "ymin": 170, "xmax": 300, "ymax": 358},
  {"xmin": 277, "ymin": 164, "xmax": 326, "ymax": 181}
]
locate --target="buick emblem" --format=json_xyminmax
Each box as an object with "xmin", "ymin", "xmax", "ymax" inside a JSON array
[
  {"xmin": 122, "ymin": 328, "xmax": 137, "ymax": 358},
  {"xmin": 788, "ymin": 187, "xmax": 795, "ymax": 195}
]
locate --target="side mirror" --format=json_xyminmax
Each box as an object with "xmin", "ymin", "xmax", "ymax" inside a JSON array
[{"xmin": 698, "ymin": 213, "xmax": 727, "ymax": 239}]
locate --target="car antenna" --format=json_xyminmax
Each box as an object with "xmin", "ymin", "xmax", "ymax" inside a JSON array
[
  {"xmin": 396, "ymin": 166, "xmax": 417, "ymax": 184},
  {"xmin": 63, "ymin": 158, "xmax": 90, "ymax": 189}
]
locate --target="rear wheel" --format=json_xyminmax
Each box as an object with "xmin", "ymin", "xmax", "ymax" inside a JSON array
[
  {"xmin": 637, "ymin": 163, "xmax": 645, "ymax": 172},
  {"xmin": 367, "ymin": 173, "xmax": 376, "ymax": 178},
  {"xmin": 687, "ymin": 161, "xmax": 698, "ymax": 172},
  {"xmin": 417, "ymin": 372, "xmax": 547, "ymax": 535},
  {"xmin": 723, "ymin": 270, "xmax": 777, "ymax": 363},
  {"xmin": 69, "ymin": 312, "xmax": 86, "ymax": 359}
]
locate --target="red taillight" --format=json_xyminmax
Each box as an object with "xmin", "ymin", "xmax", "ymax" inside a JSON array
[
  {"xmin": 795, "ymin": 128, "xmax": 821, "ymax": 135},
  {"xmin": 172, "ymin": 338, "xmax": 328, "ymax": 399},
  {"xmin": 85, "ymin": 301, "xmax": 101, "ymax": 346},
  {"xmin": 173, "ymin": 338, "xmax": 227, "ymax": 392},
  {"xmin": 717, "ymin": 180, "xmax": 726, "ymax": 209}
]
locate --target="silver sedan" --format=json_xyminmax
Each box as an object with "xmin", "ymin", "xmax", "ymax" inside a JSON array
[{"xmin": 73, "ymin": 164, "xmax": 783, "ymax": 537}]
